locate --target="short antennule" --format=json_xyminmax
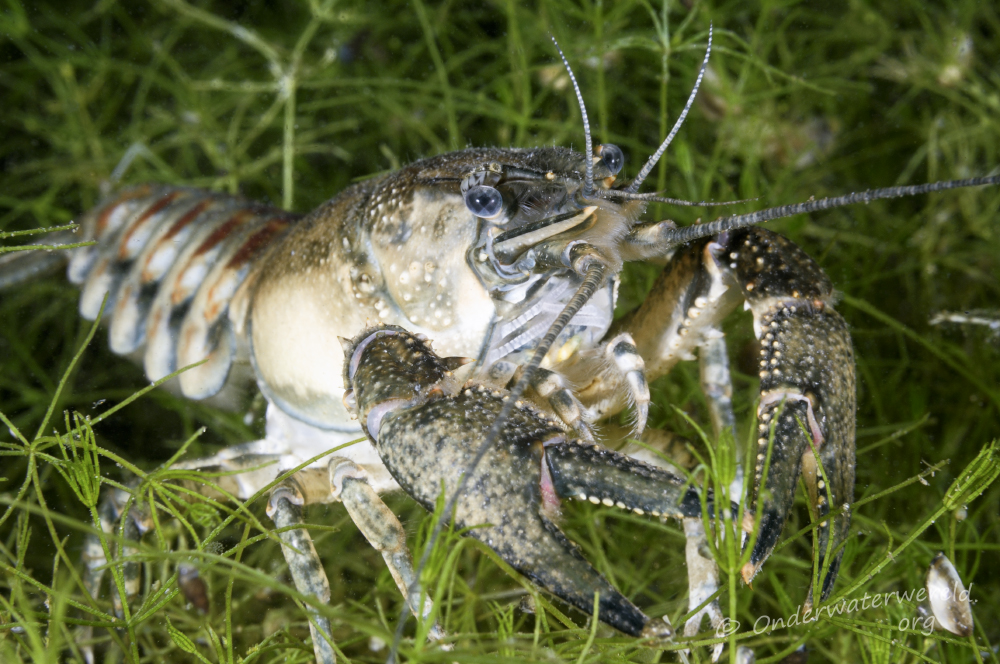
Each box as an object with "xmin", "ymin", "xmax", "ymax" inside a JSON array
[
  {"xmin": 660, "ymin": 174, "xmax": 1000, "ymax": 246},
  {"xmin": 600, "ymin": 189, "xmax": 758, "ymax": 207},
  {"xmin": 627, "ymin": 24, "xmax": 713, "ymax": 193},
  {"xmin": 551, "ymin": 35, "xmax": 595, "ymax": 199}
]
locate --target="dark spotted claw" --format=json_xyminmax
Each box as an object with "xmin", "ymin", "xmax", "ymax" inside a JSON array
[
  {"xmin": 343, "ymin": 326, "xmax": 708, "ymax": 637},
  {"xmin": 720, "ymin": 228, "xmax": 856, "ymax": 606}
]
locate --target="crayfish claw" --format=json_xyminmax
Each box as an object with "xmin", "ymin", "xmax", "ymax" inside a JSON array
[
  {"xmin": 545, "ymin": 440, "xmax": 706, "ymax": 519},
  {"xmin": 343, "ymin": 324, "xmax": 701, "ymax": 638},
  {"xmin": 640, "ymin": 615, "xmax": 674, "ymax": 640},
  {"xmin": 722, "ymin": 228, "xmax": 855, "ymax": 601}
]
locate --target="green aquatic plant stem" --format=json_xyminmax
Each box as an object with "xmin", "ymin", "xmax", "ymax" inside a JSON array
[
  {"xmin": 2, "ymin": 2, "xmax": 999, "ymax": 662},
  {"xmin": 834, "ymin": 440, "xmax": 999, "ymax": 604},
  {"xmin": 413, "ymin": 0, "xmax": 459, "ymax": 151}
]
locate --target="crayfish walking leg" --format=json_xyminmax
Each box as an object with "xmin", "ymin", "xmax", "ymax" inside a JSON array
[
  {"xmin": 174, "ymin": 446, "xmax": 447, "ymax": 663},
  {"xmin": 79, "ymin": 488, "xmax": 151, "ymax": 664},
  {"xmin": 267, "ymin": 485, "xmax": 337, "ymax": 664}
]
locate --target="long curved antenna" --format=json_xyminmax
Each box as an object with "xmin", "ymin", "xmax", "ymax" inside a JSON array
[
  {"xmin": 600, "ymin": 190, "xmax": 758, "ymax": 207},
  {"xmin": 656, "ymin": 175, "xmax": 1000, "ymax": 246},
  {"xmin": 387, "ymin": 261, "xmax": 607, "ymax": 664},
  {"xmin": 627, "ymin": 24, "xmax": 713, "ymax": 193},
  {"xmin": 551, "ymin": 35, "xmax": 595, "ymax": 199}
]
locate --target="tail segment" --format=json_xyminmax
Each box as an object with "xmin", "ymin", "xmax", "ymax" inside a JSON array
[{"xmin": 57, "ymin": 185, "xmax": 299, "ymax": 398}]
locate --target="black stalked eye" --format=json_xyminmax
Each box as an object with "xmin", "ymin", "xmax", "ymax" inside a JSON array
[
  {"xmin": 464, "ymin": 185, "xmax": 504, "ymax": 219},
  {"xmin": 599, "ymin": 144, "xmax": 624, "ymax": 175}
]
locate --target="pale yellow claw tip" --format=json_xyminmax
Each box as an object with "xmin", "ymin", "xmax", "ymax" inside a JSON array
[
  {"xmin": 640, "ymin": 618, "xmax": 673, "ymax": 641},
  {"xmin": 741, "ymin": 511, "xmax": 756, "ymax": 534},
  {"xmin": 741, "ymin": 562, "xmax": 760, "ymax": 587}
]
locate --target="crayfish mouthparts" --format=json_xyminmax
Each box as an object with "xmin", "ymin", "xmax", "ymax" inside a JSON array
[{"xmin": 342, "ymin": 324, "xmax": 712, "ymax": 636}]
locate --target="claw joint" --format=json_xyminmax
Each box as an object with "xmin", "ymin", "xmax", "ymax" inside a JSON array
[
  {"xmin": 329, "ymin": 457, "xmax": 368, "ymax": 500},
  {"xmin": 266, "ymin": 483, "xmax": 305, "ymax": 518}
]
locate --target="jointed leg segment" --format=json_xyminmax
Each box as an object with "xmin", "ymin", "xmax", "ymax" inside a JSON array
[
  {"xmin": 264, "ymin": 457, "xmax": 447, "ymax": 664},
  {"xmin": 79, "ymin": 442, "xmax": 445, "ymax": 664},
  {"xmin": 678, "ymin": 327, "xmax": 737, "ymax": 660},
  {"xmin": 79, "ymin": 487, "xmax": 151, "ymax": 664},
  {"xmin": 601, "ymin": 333, "xmax": 651, "ymax": 434},
  {"xmin": 329, "ymin": 458, "xmax": 444, "ymax": 641},
  {"xmin": 267, "ymin": 484, "xmax": 337, "ymax": 664},
  {"xmin": 485, "ymin": 360, "xmax": 595, "ymax": 441}
]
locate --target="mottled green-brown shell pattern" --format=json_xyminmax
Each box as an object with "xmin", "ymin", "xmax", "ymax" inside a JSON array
[{"xmin": 342, "ymin": 325, "xmax": 708, "ymax": 637}]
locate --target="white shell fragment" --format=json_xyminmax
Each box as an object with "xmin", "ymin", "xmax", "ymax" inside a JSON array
[{"xmin": 926, "ymin": 553, "xmax": 974, "ymax": 637}]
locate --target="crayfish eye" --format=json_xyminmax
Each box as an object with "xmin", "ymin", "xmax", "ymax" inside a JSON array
[
  {"xmin": 464, "ymin": 185, "xmax": 504, "ymax": 219},
  {"xmin": 598, "ymin": 144, "xmax": 624, "ymax": 175}
]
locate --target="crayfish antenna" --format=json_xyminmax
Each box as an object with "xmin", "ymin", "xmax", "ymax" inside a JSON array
[
  {"xmin": 659, "ymin": 174, "xmax": 1000, "ymax": 247},
  {"xmin": 627, "ymin": 24, "xmax": 713, "ymax": 193},
  {"xmin": 550, "ymin": 35, "xmax": 594, "ymax": 199}
]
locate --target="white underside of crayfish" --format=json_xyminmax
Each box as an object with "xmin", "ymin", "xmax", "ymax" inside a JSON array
[{"xmin": 171, "ymin": 405, "xmax": 401, "ymax": 497}]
